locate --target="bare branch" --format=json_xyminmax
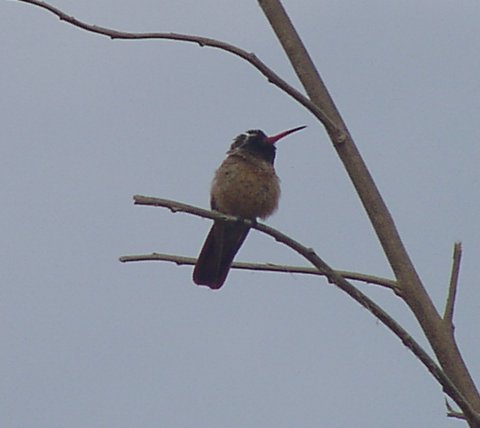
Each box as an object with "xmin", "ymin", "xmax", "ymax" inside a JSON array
[
  {"xmin": 16, "ymin": 0, "xmax": 340, "ymax": 138},
  {"xmin": 444, "ymin": 242, "xmax": 462, "ymax": 327},
  {"xmin": 119, "ymin": 252, "xmax": 400, "ymax": 293},
  {"xmin": 129, "ymin": 194, "xmax": 480, "ymax": 422},
  {"xmin": 258, "ymin": 0, "xmax": 480, "ymax": 419}
]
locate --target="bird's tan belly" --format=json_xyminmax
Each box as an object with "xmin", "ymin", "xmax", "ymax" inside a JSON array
[{"xmin": 211, "ymin": 157, "xmax": 280, "ymax": 220}]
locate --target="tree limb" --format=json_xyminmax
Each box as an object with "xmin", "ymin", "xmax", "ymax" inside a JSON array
[
  {"xmin": 119, "ymin": 252, "xmax": 401, "ymax": 293},
  {"xmin": 16, "ymin": 0, "xmax": 341, "ymax": 139},
  {"xmin": 129, "ymin": 195, "xmax": 480, "ymax": 423},
  {"xmin": 444, "ymin": 242, "xmax": 462, "ymax": 328},
  {"xmin": 258, "ymin": 0, "xmax": 480, "ymax": 421}
]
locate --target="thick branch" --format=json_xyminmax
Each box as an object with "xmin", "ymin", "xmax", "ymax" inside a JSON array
[
  {"xmin": 258, "ymin": 0, "xmax": 480, "ymax": 420},
  {"xmin": 444, "ymin": 242, "xmax": 462, "ymax": 327},
  {"xmin": 130, "ymin": 195, "xmax": 479, "ymax": 422},
  {"xmin": 119, "ymin": 252, "xmax": 400, "ymax": 293},
  {"xmin": 17, "ymin": 0, "xmax": 340, "ymax": 137}
]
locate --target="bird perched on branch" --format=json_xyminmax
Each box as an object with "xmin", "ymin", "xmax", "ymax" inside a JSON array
[{"xmin": 193, "ymin": 125, "xmax": 306, "ymax": 289}]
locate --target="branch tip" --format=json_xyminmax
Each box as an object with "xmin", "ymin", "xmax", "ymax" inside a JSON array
[
  {"xmin": 17, "ymin": 0, "xmax": 333, "ymax": 130},
  {"xmin": 443, "ymin": 241, "xmax": 462, "ymax": 327}
]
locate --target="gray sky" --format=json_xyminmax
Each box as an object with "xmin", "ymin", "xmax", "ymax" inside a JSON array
[{"xmin": 2, "ymin": 1, "xmax": 480, "ymax": 427}]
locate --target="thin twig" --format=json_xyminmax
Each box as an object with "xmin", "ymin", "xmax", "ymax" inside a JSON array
[
  {"xmin": 129, "ymin": 195, "xmax": 478, "ymax": 421},
  {"xmin": 447, "ymin": 411, "xmax": 467, "ymax": 421},
  {"xmin": 119, "ymin": 252, "xmax": 400, "ymax": 293},
  {"xmin": 445, "ymin": 398, "xmax": 467, "ymax": 420},
  {"xmin": 444, "ymin": 242, "xmax": 462, "ymax": 328},
  {"xmin": 16, "ymin": 0, "xmax": 340, "ymax": 137}
]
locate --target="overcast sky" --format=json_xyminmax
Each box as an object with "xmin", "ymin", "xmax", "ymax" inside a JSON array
[{"xmin": 2, "ymin": 1, "xmax": 480, "ymax": 427}]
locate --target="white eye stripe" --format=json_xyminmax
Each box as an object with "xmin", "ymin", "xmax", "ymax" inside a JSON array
[{"xmin": 231, "ymin": 129, "xmax": 264, "ymax": 146}]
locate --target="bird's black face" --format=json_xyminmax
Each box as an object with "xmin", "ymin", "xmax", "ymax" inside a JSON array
[{"xmin": 229, "ymin": 129, "xmax": 276, "ymax": 164}]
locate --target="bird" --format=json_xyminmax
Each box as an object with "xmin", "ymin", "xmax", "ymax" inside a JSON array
[{"xmin": 192, "ymin": 125, "xmax": 306, "ymax": 289}]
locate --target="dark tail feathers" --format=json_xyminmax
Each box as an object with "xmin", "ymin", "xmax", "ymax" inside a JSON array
[{"xmin": 193, "ymin": 221, "xmax": 250, "ymax": 289}]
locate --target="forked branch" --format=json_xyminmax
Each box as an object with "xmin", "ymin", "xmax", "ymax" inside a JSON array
[
  {"xmin": 129, "ymin": 194, "xmax": 477, "ymax": 421},
  {"xmin": 258, "ymin": 0, "xmax": 480, "ymax": 422}
]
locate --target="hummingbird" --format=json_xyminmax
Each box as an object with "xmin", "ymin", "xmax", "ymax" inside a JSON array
[{"xmin": 192, "ymin": 125, "xmax": 306, "ymax": 289}]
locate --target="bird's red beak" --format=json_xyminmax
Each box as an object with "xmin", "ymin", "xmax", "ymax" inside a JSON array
[{"xmin": 266, "ymin": 125, "xmax": 306, "ymax": 144}]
